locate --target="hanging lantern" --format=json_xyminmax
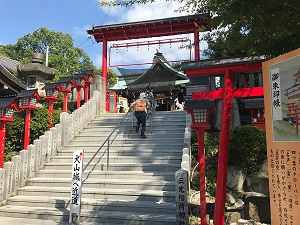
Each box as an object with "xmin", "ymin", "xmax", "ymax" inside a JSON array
[
  {"xmin": 43, "ymin": 83, "xmax": 61, "ymax": 101},
  {"xmin": 17, "ymin": 89, "xmax": 41, "ymax": 110}
]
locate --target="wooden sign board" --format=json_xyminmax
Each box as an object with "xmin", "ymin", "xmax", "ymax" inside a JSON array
[{"xmin": 262, "ymin": 48, "xmax": 300, "ymax": 224}]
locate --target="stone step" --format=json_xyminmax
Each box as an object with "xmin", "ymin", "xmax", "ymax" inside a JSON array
[
  {"xmin": 0, "ymin": 111, "xmax": 185, "ymax": 225},
  {"xmin": 16, "ymin": 186, "xmax": 176, "ymax": 202},
  {"xmin": 50, "ymin": 155, "xmax": 181, "ymax": 164},
  {"xmin": 69, "ymin": 136, "xmax": 184, "ymax": 144},
  {"xmin": 43, "ymin": 162, "xmax": 181, "ymax": 172},
  {"xmin": 58, "ymin": 149, "xmax": 183, "ymax": 157},
  {"xmin": 26, "ymin": 177, "xmax": 175, "ymax": 191},
  {"xmin": 63, "ymin": 142, "xmax": 183, "ymax": 149},
  {"xmin": 35, "ymin": 170, "xmax": 176, "ymax": 181},
  {"xmin": 0, "ymin": 205, "xmax": 176, "ymax": 224},
  {"xmin": 6, "ymin": 196, "xmax": 176, "ymax": 214}
]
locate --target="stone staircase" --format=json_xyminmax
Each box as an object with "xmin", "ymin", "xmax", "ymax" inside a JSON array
[{"xmin": 0, "ymin": 110, "xmax": 186, "ymax": 225}]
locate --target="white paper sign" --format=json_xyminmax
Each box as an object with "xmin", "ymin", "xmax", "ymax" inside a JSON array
[
  {"xmin": 270, "ymin": 67, "xmax": 282, "ymax": 120},
  {"xmin": 70, "ymin": 149, "xmax": 84, "ymax": 214}
]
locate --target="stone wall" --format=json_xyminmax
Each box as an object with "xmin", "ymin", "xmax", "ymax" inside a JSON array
[{"xmin": 0, "ymin": 75, "xmax": 106, "ymax": 205}]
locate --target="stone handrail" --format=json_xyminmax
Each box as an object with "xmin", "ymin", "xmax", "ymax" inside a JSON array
[
  {"xmin": 0, "ymin": 74, "xmax": 106, "ymax": 204},
  {"xmin": 175, "ymin": 111, "xmax": 192, "ymax": 224}
]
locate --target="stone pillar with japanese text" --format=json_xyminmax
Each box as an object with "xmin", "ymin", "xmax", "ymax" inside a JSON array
[{"xmin": 175, "ymin": 169, "xmax": 189, "ymax": 225}]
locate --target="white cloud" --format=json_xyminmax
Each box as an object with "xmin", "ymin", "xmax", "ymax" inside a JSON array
[
  {"xmin": 73, "ymin": 25, "xmax": 92, "ymax": 36},
  {"xmin": 114, "ymin": 1, "xmax": 187, "ymax": 23}
]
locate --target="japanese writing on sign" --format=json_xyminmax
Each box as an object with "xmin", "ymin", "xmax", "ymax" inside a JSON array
[
  {"xmin": 70, "ymin": 150, "xmax": 84, "ymax": 214},
  {"xmin": 271, "ymin": 67, "xmax": 282, "ymax": 121},
  {"xmin": 269, "ymin": 148, "xmax": 299, "ymax": 225},
  {"xmin": 175, "ymin": 169, "xmax": 188, "ymax": 225}
]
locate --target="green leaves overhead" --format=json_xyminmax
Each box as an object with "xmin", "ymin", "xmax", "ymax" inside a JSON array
[
  {"xmin": 0, "ymin": 27, "xmax": 95, "ymax": 81},
  {"xmin": 99, "ymin": 0, "xmax": 300, "ymax": 58}
]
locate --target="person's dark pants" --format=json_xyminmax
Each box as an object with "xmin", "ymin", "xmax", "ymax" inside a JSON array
[{"xmin": 134, "ymin": 111, "xmax": 147, "ymax": 136}]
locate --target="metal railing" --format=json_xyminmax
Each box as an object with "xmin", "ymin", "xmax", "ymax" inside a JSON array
[
  {"xmin": 82, "ymin": 107, "xmax": 133, "ymax": 173},
  {"xmin": 82, "ymin": 107, "xmax": 153, "ymax": 174}
]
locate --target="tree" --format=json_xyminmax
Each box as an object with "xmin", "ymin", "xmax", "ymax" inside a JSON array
[
  {"xmin": 0, "ymin": 27, "xmax": 95, "ymax": 81},
  {"xmin": 99, "ymin": 0, "xmax": 300, "ymax": 59},
  {"xmin": 94, "ymin": 67, "xmax": 118, "ymax": 87}
]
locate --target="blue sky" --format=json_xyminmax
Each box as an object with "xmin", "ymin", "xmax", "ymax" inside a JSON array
[{"xmin": 0, "ymin": 0, "xmax": 207, "ymax": 71}]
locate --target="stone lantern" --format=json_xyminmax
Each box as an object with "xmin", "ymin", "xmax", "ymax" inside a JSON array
[{"xmin": 17, "ymin": 52, "xmax": 56, "ymax": 97}]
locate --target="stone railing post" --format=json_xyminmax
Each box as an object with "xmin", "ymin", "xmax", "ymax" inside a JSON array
[
  {"xmin": 55, "ymin": 124, "xmax": 62, "ymax": 151},
  {"xmin": 27, "ymin": 144, "xmax": 36, "ymax": 178},
  {"xmin": 33, "ymin": 140, "xmax": 42, "ymax": 171},
  {"xmin": 175, "ymin": 169, "xmax": 189, "ymax": 225},
  {"xmin": 39, "ymin": 135, "xmax": 47, "ymax": 166},
  {"xmin": 0, "ymin": 168, "xmax": 5, "ymax": 202},
  {"xmin": 60, "ymin": 112, "xmax": 70, "ymax": 147},
  {"xmin": 11, "ymin": 155, "xmax": 21, "ymax": 193},
  {"xmin": 19, "ymin": 150, "xmax": 29, "ymax": 186},
  {"xmin": 3, "ymin": 162, "xmax": 13, "ymax": 200},
  {"xmin": 50, "ymin": 127, "xmax": 57, "ymax": 156},
  {"xmin": 45, "ymin": 131, "xmax": 53, "ymax": 163}
]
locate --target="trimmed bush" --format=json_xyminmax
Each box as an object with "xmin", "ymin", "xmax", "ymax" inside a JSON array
[{"xmin": 228, "ymin": 125, "xmax": 267, "ymax": 175}]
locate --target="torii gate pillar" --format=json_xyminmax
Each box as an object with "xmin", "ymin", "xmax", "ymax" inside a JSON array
[{"xmin": 102, "ymin": 37, "xmax": 109, "ymax": 112}]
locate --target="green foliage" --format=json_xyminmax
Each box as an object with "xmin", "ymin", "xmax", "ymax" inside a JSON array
[
  {"xmin": 5, "ymin": 111, "xmax": 25, "ymax": 153},
  {"xmin": 99, "ymin": 0, "xmax": 300, "ymax": 58},
  {"xmin": 30, "ymin": 107, "xmax": 50, "ymax": 142},
  {"xmin": 0, "ymin": 27, "xmax": 95, "ymax": 81},
  {"xmin": 228, "ymin": 125, "xmax": 267, "ymax": 174},
  {"xmin": 191, "ymin": 126, "xmax": 266, "ymax": 196},
  {"xmin": 94, "ymin": 67, "xmax": 118, "ymax": 87},
  {"xmin": 4, "ymin": 107, "xmax": 50, "ymax": 162},
  {"xmin": 53, "ymin": 109, "xmax": 63, "ymax": 126}
]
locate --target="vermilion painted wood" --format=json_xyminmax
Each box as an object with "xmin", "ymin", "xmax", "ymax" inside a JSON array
[
  {"xmin": 213, "ymin": 69, "xmax": 233, "ymax": 225},
  {"xmin": 192, "ymin": 87, "xmax": 264, "ymax": 100}
]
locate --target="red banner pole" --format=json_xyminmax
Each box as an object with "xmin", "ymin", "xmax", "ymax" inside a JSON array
[
  {"xmin": 213, "ymin": 69, "xmax": 233, "ymax": 224},
  {"xmin": 24, "ymin": 109, "xmax": 31, "ymax": 150},
  {"xmin": 48, "ymin": 99, "xmax": 54, "ymax": 130},
  {"xmin": 0, "ymin": 121, "xmax": 6, "ymax": 168},
  {"xmin": 63, "ymin": 92, "xmax": 68, "ymax": 112},
  {"xmin": 84, "ymin": 85, "xmax": 89, "ymax": 103},
  {"xmin": 102, "ymin": 37, "xmax": 109, "ymax": 112},
  {"xmin": 76, "ymin": 87, "xmax": 81, "ymax": 109},
  {"xmin": 198, "ymin": 129, "xmax": 207, "ymax": 225}
]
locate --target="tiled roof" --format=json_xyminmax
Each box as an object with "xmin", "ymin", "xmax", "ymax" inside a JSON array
[{"xmin": 0, "ymin": 55, "xmax": 20, "ymax": 73}]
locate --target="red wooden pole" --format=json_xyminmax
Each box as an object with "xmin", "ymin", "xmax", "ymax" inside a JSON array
[
  {"xmin": 213, "ymin": 69, "xmax": 233, "ymax": 225},
  {"xmin": 198, "ymin": 129, "xmax": 207, "ymax": 225},
  {"xmin": 84, "ymin": 85, "xmax": 89, "ymax": 103},
  {"xmin": 48, "ymin": 99, "xmax": 54, "ymax": 130},
  {"xmin": 102, "ymin": 37, "xmax": 109, "ymax": 112},
  {"xmin": 63, "ymin": 92, "xmax": 68, "ymax": 112},
  {"xmin": 76, "ymin": 87, "xmax": 81, "ymax": 109},
  {"xmin": 0, "ymin": 121, "xmax": 6, "ymax": 168},
  {"xmin": 194, "ymin": 27, "xmax": 200, "ymax": 61},
  {"xmin": 24, "ymin": 109, "xmax": 31, "ymax": 150}
]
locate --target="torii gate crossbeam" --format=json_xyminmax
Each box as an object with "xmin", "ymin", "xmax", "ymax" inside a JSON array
[{"xmin": 87, "ymin": 14, "xmax": 210, "ymax": 111}]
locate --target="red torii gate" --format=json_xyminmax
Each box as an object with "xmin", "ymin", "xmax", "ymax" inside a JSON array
[
  {"xmin": 182, "ymin": 57, "xmax": 265, "ymax": 225},
  {"xmin": 87, "ymin": 14, "xmax": 210, "ymax": 112}
]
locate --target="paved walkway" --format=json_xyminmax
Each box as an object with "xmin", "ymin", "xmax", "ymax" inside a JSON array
[
  {"xmin": 0, "ymin": 217, "xmax": 69, "ymax": 225},
  {"xmin": 0, "ymin": 217, "xmax": 103, "ymax": 225}
]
